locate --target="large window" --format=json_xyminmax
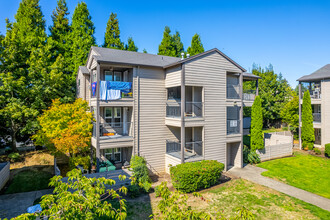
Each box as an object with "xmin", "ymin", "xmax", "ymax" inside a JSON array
[
  {"xmin": 105, "ymin": 71, "xmax": 122, "ymax": 81},
  {"xmin": 104, "ymin": 107, "xmax": 121, "ymax": 127},
  {"xmin": 167, "ymin": 87, "xmax": 181, "ymax": 100},
  {"xmin": 104, "ymin": 148, "xmax": 121, "ymax": 162}
]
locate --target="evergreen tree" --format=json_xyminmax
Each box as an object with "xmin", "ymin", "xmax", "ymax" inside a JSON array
[
  {"xmin": 69, "ymin": 2, "xmax": 95, "ymax": 75},
  {"xmin": 125, "ymin": 37, "xmax": 138, "ymax": 52},
  {"xmin": 301, "ymin": 90, "xmax": 315, "ymax": 145},
  {"xmin": 173, "ymin": 31, "xmax": 184, "ymax": 57},
  {"xmin": 158, "ymin": 26, "xmax": 176, "ymax": 57},
  {"xmin": 143, "ymin": 48, "xmax": 147, "ymax": 53},
  {"xmin": 0, "ymin": 0, "xmax": 47, "ymax": 151},
  {"xmin": 251, "ymin": 96, "xmax": 264, "ymax": 151},
  {"xmin": 187, "ymin": 33, "xmax": 204, "ymax": 56},
  {"xmin": 103, "ymin": 12, "xmax": 124, "ymax": 49},
  {"xmin": 48, "ymin": 0, "xmax": 70, "ymax": 60}
]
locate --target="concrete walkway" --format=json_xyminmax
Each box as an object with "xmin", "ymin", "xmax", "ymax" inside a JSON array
[
  {"xmin": 0, "ymin": 188, "xmax": 53, "ymax": 219},
  {"xmin": 228, "ymin": 165, "xmax": 330, "ymax": 212}
]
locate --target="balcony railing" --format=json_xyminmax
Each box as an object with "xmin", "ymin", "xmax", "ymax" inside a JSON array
[
  {"xmin": 93, "ymin": 122, "xmax": 132, "ymax": 138},
  {"xmin": 166, "ymin": 140, "xmax": 203, "ymax": 160},
  {"xmin": 243, "ymin": 90, "xmax": 256, "ymax": 101},
  {"xmin": 227, "ymin": 84, "xmax": 240, "ymax": 99},
  {"xmin": 302, "ymin": 89, "xmax": 321, "ymax": 100},
  {"xmin": 166, "ymin": 101, "xmax": 203, "ymax": 118},
  {"xmin": 313, "ymin": 113, "xmax": 321, "ymax": 123},
  {"xmin": 91, "ymin": 81, "xmax": 133, "ymax": 99},
  {"xmin": 227, "ymin": 120, "xmax": 241, "ymax": 135}
]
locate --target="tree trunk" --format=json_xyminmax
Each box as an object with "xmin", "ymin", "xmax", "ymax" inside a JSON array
[{"xmin": 11, "ymin": 130, "xmax": 17, "ymax": 152}]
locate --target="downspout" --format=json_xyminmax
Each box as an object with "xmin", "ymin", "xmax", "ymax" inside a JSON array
[
  {"xmin": 298, "ymin": 82, "xmax": 302, "ymax": 149},
  {"xmin": 181, "ymin": 64, "xmax": 186, "ymax": 164},
  {"xmin": 137, "ymin": 66, "xmax": 140, "ymax": 156},
  {"xmin": 96, "ymin": 63, "xmax": 101, "ymax": 171},
  {"xmin": 256, "ymin": 79, "xmax": 259, "ymax": 96},
  {"xmin": 239, "ymin": 72, "xmax": 243, "ymax": 168}
]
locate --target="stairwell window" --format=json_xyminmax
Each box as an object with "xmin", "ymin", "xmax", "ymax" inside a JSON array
[{"xmin": 104, "ymin": 107, "xmax": 122, "ymax": 127}]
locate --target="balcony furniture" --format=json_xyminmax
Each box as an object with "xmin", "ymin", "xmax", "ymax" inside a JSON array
[{"xmin": 99, "ymin": 159, "xmax": 116, "ymax": 172}]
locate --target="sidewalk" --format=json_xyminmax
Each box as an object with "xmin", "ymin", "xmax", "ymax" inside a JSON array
[
  {"xmin": 0, "ymin": 188, "xmax": 53, "ymax": 219},
  {"xmin": 228, "ymin": 165, "xmax": 330, "ymax": 212}
]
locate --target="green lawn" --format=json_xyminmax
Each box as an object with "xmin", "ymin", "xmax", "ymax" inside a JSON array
[
  {"xmin": 5, "ymin": 170, "xmax": 53, "ymax": 194},
  {"xmin": 257, "ymin": 152, "xmax": 330, "ymax": 199}
]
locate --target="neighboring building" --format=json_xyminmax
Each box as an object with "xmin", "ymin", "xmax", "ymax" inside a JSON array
[
  {"xmin": 77, "ymin": 47, "xmax": 259, "ymax": 173},
  {"xmin": 297, "ymin": 64, "xmax": 330, "ymax": 148}
]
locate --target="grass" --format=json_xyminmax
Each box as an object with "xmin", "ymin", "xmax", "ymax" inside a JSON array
[
  {"xmin": 257, "ymin": 151, "xmax": 330, "ymax": 199},
  {"xmin": 126, "ymin": 178, "xmax": 330, "ymax": 219},
  {"xmin": 4, "ymin": 170, "xmax": 53, "ymax": 194}
]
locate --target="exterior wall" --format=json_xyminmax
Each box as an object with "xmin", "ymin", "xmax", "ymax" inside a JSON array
[
  {"xmin": 321, "ymin": 80, "xmax": 330, "ymax": 146},
  {"xmin": 165, "ymin": 65, "xmax": 181, "ymax": 88},
  {"xmin": 0, "ymin": 162, "xmax": 9, "ymax": 191},
  {"xmin": 165, "ymin": 154, "xmax": 180, "ymax": 173},
  {"xmin": 184, "ymin": 51, "xmax": 243, "ymax": 165}
]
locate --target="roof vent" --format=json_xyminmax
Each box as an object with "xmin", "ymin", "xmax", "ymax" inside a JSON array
[
  {"xmin": 181, "ymin": 52, "xmax": 185, "ymax": 60},
  {"xmin": 187, "ymin": 54, "xmax": 190, "ymax": 58}
]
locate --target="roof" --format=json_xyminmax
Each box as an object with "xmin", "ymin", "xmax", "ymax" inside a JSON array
[
  {"xmin": 243, "ymin": 72, "xmax": 261, "ymax": 80},
  {"xmin": 91, "ymin": 46, "xmax": 181, "ymax": 68},
  {"xmin": 79, "ymin": 66, "xmax": 90, "ymax": 75},
  {"xmin": 297, "ymin": 64, "xmax": 330, "ymax": 82},
  {"xmin": 163, "ymin": 48, "xmax": 247, "ymax": 72}
]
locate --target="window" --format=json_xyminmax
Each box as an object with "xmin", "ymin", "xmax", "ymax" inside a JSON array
[
  {"xmin": 77, "ymin": 79, "xmax": 80, "ymax": 95},
  {"xmin": 104, "ymin": 148, "xmax": 121, "ymax": 162},
  {"xmin": 104, "ymin": 70, "xmax": 122, "ymax": 81},
  {"xmin": 92, "ymin": 71, "xmax": 97, "ymax": 83},
  {"xmin": 104, "ymin": 107, "xmax": 121, "ymax": 127},
  {"xmin": 167, "ymin": 87, "xmax": 181, "ymax": 100}
]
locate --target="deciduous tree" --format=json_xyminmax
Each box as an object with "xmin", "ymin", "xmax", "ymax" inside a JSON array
[
  {"xmin": 187, "ymin": 33, "xmax": 204, "ymax": 56},
  {"xmin": 301, "ymin": 90, "xmax": 315, "ymax": 145},
  {"xmin": 280, "ymin": 94, "xmax": 299, "ymax": 130},
  {"xmin": 251, "ymin": 96, "xmax": 264, "ymax": 151},
  {"xmin": 103, "ymin": 12, "xmax": 124, "ymax": 50}
]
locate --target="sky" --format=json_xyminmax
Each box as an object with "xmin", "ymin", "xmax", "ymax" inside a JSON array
[{"xmin": 0, "ymin": 0, "xmax": 329, "ymax": 88}]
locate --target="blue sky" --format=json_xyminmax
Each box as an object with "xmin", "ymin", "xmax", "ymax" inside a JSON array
[{"xmin": 0, "ymin": 0, "xmax": 329, "ymax": 88}]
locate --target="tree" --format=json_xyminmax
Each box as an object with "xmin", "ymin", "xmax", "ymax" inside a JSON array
[
  {"xmin": 125, "ymin": 37, "xmax": 138, "ymax": 52},
  {"xmin": 187, "ymin": 33, "xmax": 204, "ymax": 56},
  {"xmin": 301, "ymin": 90, "xmax": 315, "ymax": 145},
  {"xmin": 16, "ymin": 169, "xmax": 128, "ymax": 219},
  {"xmin": 143, "ymin": 48, "xmax": 147, "ymax": 53},
  {"xmin": 173, "ymin": 31, "xmax": 184, "ymax": 57},
  {"xmin": 103, "ymin": 12, "xmax": 124, "ymax": 50},
  {"xmin": 280, "ymin": 94, "xmax": 299, "ymax": 130},
  {"xmin": 33, "ymin": 99, "xmax": 93, "ymax": 168},
  {"xmin": 0, "ymin": 0, "xmax": 47, "ymax": 150},
  {"xmin": 69, "ymin": 2, "xmax": 95, "ymax": 75},
  {"xmin": 251, "ymin": 96, "xmax": 264, "ymax": 151},
  {"xmin": 158, "ymin": 26, "xmax": 176, "ymax": 57}
]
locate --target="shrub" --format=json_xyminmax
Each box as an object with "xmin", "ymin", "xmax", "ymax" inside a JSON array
[
  {"xmin": 251, "ymin": 96, "xmax": 264, "ymax": 151},
  {"xmin": 69, "ymin": 156, "xmax": 90, "ymax": 170},
  {"xmin": 247, "ymin": 151, "xmax": 261, "ymax": 164},
  {"xmin": 127, "ymin": 185, "xmax": 141, "ymax": 198},
  {"xmin": 301, "ymin": 90, "xmax": 315, "ymax": 144},
  {"xmin": 325, "ymin": 144, "xmax": 330, "ymax": 157},
  {"xmin": 170, "ymin": 160, "xmax": 224, "ymax": 193},
  {"xmin": 8, "ymin": 152, "xmax": 22, "ymax": 162},
  {"xmin": 313, "ymin": 148, "xmax": 321, "ymax": 155},
  {"xmin": 307, "ymin": 143, "xmax": 314, "ymax": 151},
  {"xmin": 130, "ymin": 155, "xmax": 151, "ymax": 192},
  {"xmin": 243, "ymin": 146, "xmax": 250, "ymax": 164}
]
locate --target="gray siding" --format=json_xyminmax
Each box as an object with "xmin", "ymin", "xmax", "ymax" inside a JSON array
[
  {"xmin": 321, "ymin": 80, "xmax": 330, "ymax": 146},
  {"xmin": 165, "ymin": 65, "xmax": 181, "ymax": 88},
  {"xmin": 184, "ymin": 51, "xmax": 242, "ymax": 165}
]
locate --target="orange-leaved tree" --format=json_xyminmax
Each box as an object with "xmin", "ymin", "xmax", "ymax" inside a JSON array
[{"xmin": 34, "ymin": 98, "xmax": 93, "ymax": 169}]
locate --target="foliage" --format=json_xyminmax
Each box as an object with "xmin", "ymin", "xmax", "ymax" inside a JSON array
[
  {"xmin": 129, "ymin": 155, "xmax": 152, "ymax": 192},
  {"xmin": 187, "ymin": 33, "xmax": 204, "ymax": 56},
  {"xmin": 233, "ymin": 206, "xmax": 255, "ymax": 220},
  {"xmin": 325, "ymin": 143, "xmax": 330, "ymax": 157},
  {"xmin": 170, "ymin": 160, "xmax": 224, "ymax": 193},
  {"xmin": 243, "ymin": 135, "xmax": 251, "ymax": 147},
  {"xmin": 8, "ymin": 152, "xmax": 22, "ymax": 162},
  {"xmin": 69, "ymin": 1, "xmax": 95, "ymax": 74},
  {"xmin": 280, "ymin": 94, "xmax": 299, "ymax": 130},
  {"xmin": 143, "ymin": 48, "xmax": 147, "ymax": 53},
  {"xmin": 251, "ymin": 96, "xmax": 264, "ymax": 151},
  {"xmin": 15, "ymin": 169, "xmax": 128, "ymax": 219},
  {"xmin": 257, "ymin": 152, "xmax": 330, "ymax": 199},
  {"xmin": 125, "ymin": 37, "xmax": 138, "ymax": 52},
  {"xmin": 244, "ymin": 64, "xmax": 293, "ymax": 127},
  {"xmin": 127, "ymin": 185, "xmax": 141, "ymax": 198},
  {"xmin": 69, "ymin": 155, "xmax": 90, "ymax": 170},
  {"xmin": 301, "ymin": 90, "xmax": 315, "ymax": 145},
  {"xmin": 158, "ymin": 26, "xmax": 177, "ymax": 57},
  {"xmin": 5, "ymin": 170, "xmax": 52, "ymax": 194},
  {"xmin": 33, "ymin": 99, "xmax": 93, "ymax": 168},
  {"xmin": 313, "ymin": 148, "xmax": 321, "ymax": 155},
  {"xmin": 248, "ymin": 151, "xmax": 261, "ymax": 164},
  {"xmin": 172, "ymin": 31, "xmax": 184, "ymax": 57},
  {"xmin": 103, "ymin": 12, "xmax": 124, "ymax": 50}
]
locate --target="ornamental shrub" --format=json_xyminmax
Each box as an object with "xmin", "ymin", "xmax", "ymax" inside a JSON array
[
  {"xmin": 301, "ymin": 90, "xmax": 315, "ymax": 145},
  {"xmin": 247, "ymin": 151, "xmax": 261, "ymax": 164},
  {"xmin": 170, "ymin": 160, "xmax": 224, "ymax": 193},
  {"xmin": 325, "ymin": 143, "xmax": 330, "ymax": 157},
  {"xmin": 313, "ymin": 148, "xmax": 321, "ymax": 155},
  {"xmin": 130, "ymin": 155, "xmax": 152, "ymax": 192}
]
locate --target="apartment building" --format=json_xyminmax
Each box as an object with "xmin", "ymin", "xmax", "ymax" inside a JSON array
[
  {"xmin": 77, "ymin": 47, "xmax": 259, "ymax": 173},
  {"xmin": 297, "ymin": 64, "xmax": 330, "ymax": 148}
]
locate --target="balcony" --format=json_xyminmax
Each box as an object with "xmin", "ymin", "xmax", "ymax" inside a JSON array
[
  {"xmin": 166, "ymin": 102, "xmax": 203, "ymax": 118},
  {"xmin": 243, "ymin": 90, "xmax": 256, "ymax": 101},
  {"xmin": 93, "ymin": 122, "xmax": 133, "ymax": 138},
  {"xmin": 166, "ymin": 140, "xmax": 203, "ymax": 161},
  {"xmin": 227, "ymin": 120, "xmax": 241, "ymax": 135},
  {"xmin": 91, "ymin": 81, "xmax": 133, "ymax": 100},
  {"xmin": 313, "ymin": 113, "xmax": 321, "ymax": 123},
  {"xmin": 227, "ymin": 84, "xmax": 240, "ymax": 99}
]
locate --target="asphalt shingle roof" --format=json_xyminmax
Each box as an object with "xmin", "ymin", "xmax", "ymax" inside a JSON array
[
  {"xmin": 79, "ymin": 66, "xmax": 90, "ymax": 75},
  {"xmin": 297, "ymin": 64, "xmax": 330, "ymax": 81}
]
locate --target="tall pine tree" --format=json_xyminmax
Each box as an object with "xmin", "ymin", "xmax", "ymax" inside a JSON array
[
  {"xmin": 251, "ymin": 96, "xmax": 264, "ymax": 151},
  {"xmin": 0, "ymin": 0, "xmax": 47, "ymax": 151},
  {"xmin": 103, "ymin": 13, "xmax": 124, "ymax": 49},
  {"xmin": 69, "ymin": 2, "xmax": 95, "ymax": 75},
  {"xmin": 125, "ymin": 37, "xmax": 138, "ymax": 52},
  {"xmin": 173, "ymin": 31, "xmax": 184, "ymax": 57},
  {"xmin": 158, "ymin": 26, "xmax": 176, "ymax": 57},
  {"xmin": 301, "ymin": 90, "xmax": 315, "ymax": 145},
  {"xmin": 187, "ymin": 33, "xmax": 204, "ymax": 56}
]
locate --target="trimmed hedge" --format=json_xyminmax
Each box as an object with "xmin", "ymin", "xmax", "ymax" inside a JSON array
[
  {"xmin": 325, "ymin": 143, "xmax": 330, "ymax": 157},
  {"xmin": 170, "ymin": 160, "xmax": 224, "ymax": 193}
]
